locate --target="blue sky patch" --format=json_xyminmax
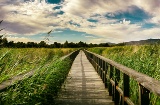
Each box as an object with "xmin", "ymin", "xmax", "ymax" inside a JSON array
[
  {"xmin": 69, "ymin": 21, "xmax": 81, "ymax": 27},
  {"xmin": 47, "ymin": 0, "xmax": 63, "ymax": 4},
  {"xmin": 87, "ymin": 19, "xmax": 98, "ymax": 23},
  {"xmin": 53, "ymin": 6, "xmax": 62, "ymax": 10},
  {"xmin": 142, "ymin": 23, "xmax": 158, "ymax": 29},
  {"xmin": 106, "ymin": 6, "xmax": 152, "ymax": 23}
]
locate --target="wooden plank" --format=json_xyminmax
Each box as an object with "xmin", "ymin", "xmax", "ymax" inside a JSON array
[{"xmin": 55, "ymin": 51, "xmax": 114, "ymax": 105}]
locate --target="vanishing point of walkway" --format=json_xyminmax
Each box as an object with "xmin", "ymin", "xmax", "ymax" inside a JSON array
[{"xmin": 55, "ymin": 51, "xmax": 114, "ymax": 105}]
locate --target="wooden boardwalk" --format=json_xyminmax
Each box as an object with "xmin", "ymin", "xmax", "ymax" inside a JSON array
[{"xmin": 55, "ymin": 51, "xmax": 114, "ymax": 105}]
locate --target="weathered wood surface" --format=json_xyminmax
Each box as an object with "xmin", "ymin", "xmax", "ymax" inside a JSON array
[
  {"xmin": 55, "ymin": 51, "xmax": 114, "ymax": 105},
  {"xmin": 85, "ymin": 50, "xmax": 160, "ymax": 97}
]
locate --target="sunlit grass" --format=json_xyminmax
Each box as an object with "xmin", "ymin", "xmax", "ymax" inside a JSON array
[
  {"xmin": 0, "ymin": 57, "xmax": 71, "ymax": 104},
  {"xmin": 0, "ymin": 48, "xmax": 75, "ymax": 104},
  {"xmin": 88, "ymin": 45, "xmax": 160, "ymax": 105},
  {"xmin": 0, "ymin": 48, "xmax": 75, "ymax": 83}
]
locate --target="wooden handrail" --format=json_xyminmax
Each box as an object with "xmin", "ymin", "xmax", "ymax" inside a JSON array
[{"xmin": 84, "ymin": 50, "xmax": 160, "ymax": 105}]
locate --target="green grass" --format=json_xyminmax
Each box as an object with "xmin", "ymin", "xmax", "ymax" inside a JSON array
[
  {"xmin": 0, "ymin": 48, "xmax": 75, "ymax": 104},
  {"xmin": 88, "ymin": 45, "xmax": 160, "ymax": 105},
  {"xmin": 0, "ymin": 58, "xmax": 71, "ymax": 104},
  {"xmin": 0, "ymin": 48, "xmax": 74, "ymax": 83}
]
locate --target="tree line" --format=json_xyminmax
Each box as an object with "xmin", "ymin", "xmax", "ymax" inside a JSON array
[{"xmin": 0, "ymin": 37, "xmax": 109, "ymax": 48}]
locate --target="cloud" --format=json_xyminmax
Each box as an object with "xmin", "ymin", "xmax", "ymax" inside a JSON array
[
  {"xmin": 1, "ymin": 0, "xmax": 160, "ymax": 44},
  {"xmin": 134, "ymin": 0, "xmax": 160, "ymax": 24},
  {"xmin": 62, "ymin": 0, "xmax": 133, "ymax": 18},
  {"xmin": 7, "ymin": 36, "xmax": 38, "ymax": 43},
  {"xmin": 53, "ymin": 30, "xmax": 63, "ymax": 33},
  {"xmin": 84, "ymin": 35, "xmax": 96, "ymax": 38},
  {"xmin": 1, "ymin": 0, "xmax": 61, "ymax": 35},
  {"xmin": 60, "ymin": 0, "xmax": 160, "ymax": 43},
  {"xmin": 62, "ymin": 0, "xmax": 160, "ymax": 25}
]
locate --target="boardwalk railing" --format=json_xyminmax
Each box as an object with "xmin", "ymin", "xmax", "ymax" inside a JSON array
[
  {"xmin": 84, "ymin": 50, "xmax": 160, "ymax": 105},
  {"xmin": 0, "ymin": 50, "xmax": 80, "ymax": 92}
]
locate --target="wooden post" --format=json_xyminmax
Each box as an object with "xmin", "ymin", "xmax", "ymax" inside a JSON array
[
  {"xmin": 99, "ymin": 58, "xmax": 101, "ymax": 77},
  {"xmin": 104, "ymin": 61, "xmax": 108, "ymax": 88},
  {"xmin": 109, "ymin": 65, "xmax": 113, "ymax": 96},
  {"xmin": 99, "ymin": 58, "xmax": 101, "ymax": 76},
  {"xmin": 139, "ymin": 84, "xmax": 150, "ymax": 105},
  {"xmin": 102, "ymin": 60, "xmax": 105, "ymax": 83},
  {"xmin": 97, "ymin": 57, "xmax": 100, "ymax": 75},
  {"xmin": 96, "ymin": 56, "xmax": 98, "ymax": 72},
  {"xmin": 100, "ymin": 59, "xmax": 103, "ymax": 79},
  {"xmin": 123, "ymin": 73, "xmax": 129, "ymax": 105},
  {"xmin": 101, "ymin": 59, "xmax": 103, "ymax": 81},
  {"xmin": 115, "ymin": 68, "xmax": 120, "ymax": 104},
  {"xmin": 91, "ymin": 54, "xmax": 93, "ymax": 65},
  {"xmin": 93, "ymin": 55, "xmax": 95, "ymax": 69}
]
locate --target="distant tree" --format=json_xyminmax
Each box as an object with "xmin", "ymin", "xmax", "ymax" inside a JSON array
[
  {"xmin": 15, "ymin": 42, "xmax": 26, "ymax": 48},
  {"xmin": 78, "ymin": 41, "xmax": 88, "ymax": 47},
  {"xmin": 98, "ymin": 43, "xmax": 109, "ymax": 47},
  {"xmin": 27, "ymin": 42, "xmax": 38, "ymax": 48},
  {"xmin": 49, "ymin": 44, "xmax": 54, "ymax": 48},
  {"xmin": 68, "ymin": 42, "xmax": 77, "ymax": 48},
  {"xmin": 88, "ymin": 43, "xmax": 93, "ymax": 47},
  {"xmin": 63, "ymin": 40, "xmax": 69, "ymax": 48},
  {"xmin": 1, "ymin": 37, "xmax": 8, "ymax": 47},
  {"xmin": 38, "ymin": 41, "xmax": 46, "ymax": 47},
  {"xmin": 53, "ymin": 42, "xmax": 61, "ymax": 48},
  {"xmin": 8, "ymin": 41, "xmax": 14, "ymax": 47}
]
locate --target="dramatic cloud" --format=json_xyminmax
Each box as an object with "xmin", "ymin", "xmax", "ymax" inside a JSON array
[
  {"xmin": 1, "ymin": 0, "xmax": 60, "ymax": 35},
  {"xmin": 0, "ymin": 0, "xmax": 160, "ymax": 43}
]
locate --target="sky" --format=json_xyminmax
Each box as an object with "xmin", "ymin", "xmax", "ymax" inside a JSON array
[{"xmin": 0, "ymin": 0, "xmax": 160, "ymax": 44}]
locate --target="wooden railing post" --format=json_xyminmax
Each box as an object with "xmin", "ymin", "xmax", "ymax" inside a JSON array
[
  {"xmin": 104, "ymin": 62, "xmax": 108, "ymax": 88},
  {"xmin": 91, "ymin": 54, "xmax": 93, "ymax": 64},
  {"xmin": 93, "ymin": 55, "xmax": 95, "ymax": 68},
  {"xmin": 139, "ymin": 84, "xmax": 150, "ymax": 105},
  {"xmin": 96, "ymin": 56, "xmax": 98, "ymax": 72},
  {"xmin": 99, "ymin": 58, "xmax": 101, "ymax": 76},
  {"xmin": 102, "ymin": 60, "xmax": 105, "ymax": 83},
  {"xmin": 95, "ymin": 56, "xmax": 98, "ymax": 72},
  {"xmin": 98, "ymin": 58, "xmax": 100, "ymax": 74},
  {"xmin": 123, "ymin": 73, "xmax": 129, "ymax": 105},
  {"xmin": 99, "ymin": 58, "xmax": 101, "ymax": 77},
  {"xmin": 100, "ymin": 59, "xmax": 103, "ymax": 79},
  {"xmin": 115, "ymin": 68, "xmax": 120, "ymax": 105},
  {"xmin": 108, "ymin": 65, "xmax": 113, "ymax": 96}
]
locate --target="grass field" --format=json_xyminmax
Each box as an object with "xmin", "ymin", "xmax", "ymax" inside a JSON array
[
  {"xmin": 0, "ymin": 48, "xmax": 75, "ymax": 104},
  {"xmin": 88, "ymin": 45, "xmax": 160, "ymax": 105},
  {"xmin": 0, "ymin": 48, "xmax": 74, "ymax": 83}
]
